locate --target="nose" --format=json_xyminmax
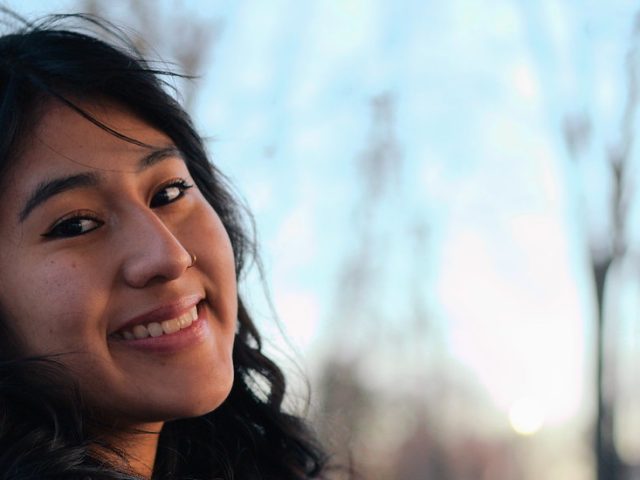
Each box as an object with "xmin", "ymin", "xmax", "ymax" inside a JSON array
[{"xmin": 120, "ymin": 210, "xmax": 192, "ymax": 288}]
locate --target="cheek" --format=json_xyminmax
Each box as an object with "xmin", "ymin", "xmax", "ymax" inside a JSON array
[
  {"xmin": 38, "ymin": 259, "xmax": 84, "ymax": 299},
  {"xmin": 189, "ymin": 201, "xmax": 236, "ymax": 275},
  {"xmin": 1, "ymin": 257, "xmax": 103, "ymax": 354},
  {"xmin": 206, "ymin": 217, "xmax": 236, "ymax": 297},
  {"xmin": 189, "ymin": 202, "xmax": 238, "ymax": 321}
]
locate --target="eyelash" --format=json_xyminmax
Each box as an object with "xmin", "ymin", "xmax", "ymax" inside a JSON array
[
  {"xmin": 42, "ymin": 178, "xmax": 194, "ymax": 239},
  {"xmin": 41, "ymin": 210, "xmax": 103, "ymax": 239}
]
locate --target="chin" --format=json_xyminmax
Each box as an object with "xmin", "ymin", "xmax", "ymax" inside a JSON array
[
  {"xmin": 160, "ymin": 367, "xmax": 235, "ymax": 422},
  {"xmin": 102, "ymin": 365, "xmax": 235, "ymax": 425}
]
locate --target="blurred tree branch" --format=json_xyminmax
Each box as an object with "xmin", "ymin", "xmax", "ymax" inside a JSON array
[{"xmin": 79, "ymin": 0, "xmax": 221, "ymax": 110}]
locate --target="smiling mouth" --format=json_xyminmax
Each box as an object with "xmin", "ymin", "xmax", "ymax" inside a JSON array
[{"xmin": 111, "ymin": 305, "xmax": 199, "ymax": 340}]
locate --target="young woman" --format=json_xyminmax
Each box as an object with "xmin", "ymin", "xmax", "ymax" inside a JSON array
[{"xmin": 0, "ymin": 12, "xmax": 328, "ymax": 479}]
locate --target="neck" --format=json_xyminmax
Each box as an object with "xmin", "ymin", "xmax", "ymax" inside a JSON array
[{"xmin": 94, "ymin": 421, "xmax": 164, "ymax": 479}]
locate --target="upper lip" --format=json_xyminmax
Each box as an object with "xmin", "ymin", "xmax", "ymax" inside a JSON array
[{"xmin": 109, "ymin": 294, "xmax": 202, "ymax": 335}]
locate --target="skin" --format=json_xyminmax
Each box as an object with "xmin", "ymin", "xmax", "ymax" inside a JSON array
[{"xmin": 0, "ymin": 99, "xmax": 238, "ymax": 477}]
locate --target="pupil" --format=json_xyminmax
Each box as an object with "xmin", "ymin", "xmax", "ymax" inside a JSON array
[{"xmin": 62, "ymin": 220, "xmax": 84, "ymax": 236}]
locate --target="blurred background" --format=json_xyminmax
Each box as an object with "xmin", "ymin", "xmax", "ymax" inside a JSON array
[{"xmin": 6, "ymin": 1, "xmax": 640, "ymax": 478}]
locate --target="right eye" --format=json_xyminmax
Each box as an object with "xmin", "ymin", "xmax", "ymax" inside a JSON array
[{"xmin": 42, "ymin": 213, "xmax": 104, "ymax": 238}]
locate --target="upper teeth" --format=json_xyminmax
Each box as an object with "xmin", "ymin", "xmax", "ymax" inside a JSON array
[{"xmin": 118, "ymin": 306, "xmax": 199, "ymax": 340}]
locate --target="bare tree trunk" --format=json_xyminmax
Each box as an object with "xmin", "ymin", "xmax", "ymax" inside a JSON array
[
  {"xmin": 594, "ymin": 258, "xmax": 619, "ymax": 480},
  {"xmin": 564, "ymin": 12, "xmax": 640, "ymax": 478}
]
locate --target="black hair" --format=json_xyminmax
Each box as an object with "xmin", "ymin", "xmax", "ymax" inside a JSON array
[{"xmin": 0, "ymin": 11, "xmax": 328, "ymax": 479}]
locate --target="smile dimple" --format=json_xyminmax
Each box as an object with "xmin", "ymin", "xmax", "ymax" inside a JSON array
[{"xmin": 112, "ymin": 305, "xmax": 199, "ymax": 340}]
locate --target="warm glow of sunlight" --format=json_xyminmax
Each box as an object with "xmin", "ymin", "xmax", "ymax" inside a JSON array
[{"xmin": 509, "ymin": 398, "xmax": 545, "ymax": 436}]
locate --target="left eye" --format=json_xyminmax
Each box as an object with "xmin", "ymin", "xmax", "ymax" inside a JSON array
[{"xmin": 150, "ymin": 179, "xmax": 193, "ymax": 208}]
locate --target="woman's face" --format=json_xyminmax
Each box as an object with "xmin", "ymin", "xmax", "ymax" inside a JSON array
[{"xmin": 0, "ymin": 100, "xmax": 237, "ymax": 425}]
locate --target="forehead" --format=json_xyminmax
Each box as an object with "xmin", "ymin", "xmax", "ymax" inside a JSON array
[{"xmin": 12, "ymin": 99, "xmax": 173, "ymax": 178}]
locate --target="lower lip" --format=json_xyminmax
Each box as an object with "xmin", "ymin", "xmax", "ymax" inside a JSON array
[{"xmin": 109, "ymin": 303, "xmax": 210, "ymax": 354}]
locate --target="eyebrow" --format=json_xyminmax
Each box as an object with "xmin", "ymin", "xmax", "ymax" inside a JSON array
[{"xmin": 18, "ymin": 146, "xmax": 182, "ymax": 222}]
